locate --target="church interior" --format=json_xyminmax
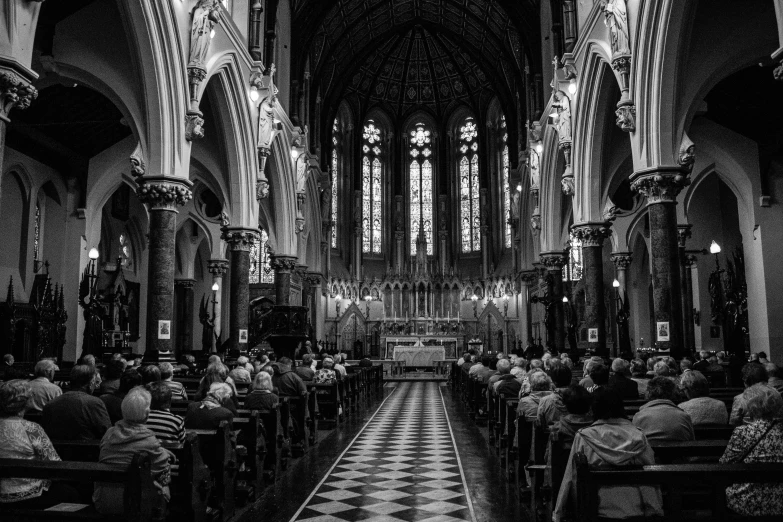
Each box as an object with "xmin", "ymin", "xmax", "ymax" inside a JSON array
[{"xmin": 2, "ymin": 0, "xmax": 783, "ymax": 521}]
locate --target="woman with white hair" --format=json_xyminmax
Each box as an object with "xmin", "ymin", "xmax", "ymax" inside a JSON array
[
  {"xmin": 245, "ymin": 372, "xmax": 279, "ymax": 411},
  {"xmin": 93, "ymin": 386, "xmax": 173, "ymax": 515},
  {"xmin": 184, "ymin": 382, "xmax": 235, "ymax": 430},
  {"xmin": 720, "ymin": 384, "xmax": 783, "ymax": 516}
]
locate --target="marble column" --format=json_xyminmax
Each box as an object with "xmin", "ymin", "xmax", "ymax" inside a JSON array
[
  {"xmin": 611, "ymin": 252, "xmax": 633, "ymax": 358},
  {"xmin": 174, "ymin": 279, "xmax": 196, "ymax": 355},
  {"xmin": 630, "ymin": 166, "xmax": 688, "ymax": 356},
  {"xmin": 572, "ymin": 222, "xmax": 611, "ymax": 357},
  {"xmin": 222, "ymin": 228, "xmax": 259, "ymax": 356},
  {"xmin": 207, "ymin": 258, "xmax": 229, "ymax": 346},
  {"xmin": 684, "ymin": 253, "xmax": 698, "ymax": 356},
  {"xmin": 540, "ymin": 251, "xmax": 567, "ymax": 354},
  {"xmin": 677, "ymin": 225, "xmax": 695, "ymax": 357},
  {"xmin": 271, "ymin": 254, "xmax": 298, "ymax": 306},
  {"xmin": 136, "ymin": 177, "xmax": 193, "ymax": 359}
]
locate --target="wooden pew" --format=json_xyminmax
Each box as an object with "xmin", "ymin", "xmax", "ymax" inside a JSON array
[
  {"xmin": 232, "ymin": 411, "xmax": 264, "ymax": 503},
  {"xmin": 0, "ymin": 454, "xmax": 162, "ymax": 521},
  {"xmin": 187, "ymin": 421, "xmax": 236, "ymax": 522},
  {"xmin": 311, "ymin": 382, "xmax": 341, "ymax": 429},
  {"xmin": 505, "ymin": 398, "xmax": 519, "ymax": 481}
]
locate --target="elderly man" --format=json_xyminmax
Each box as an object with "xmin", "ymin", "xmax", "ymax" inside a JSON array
[
  {"xmin": 765, "ymin": 362, "xmax": 783, "ymax": 395},
  {"xmin": 42, "ymin": 365, "xmax": 111, "ymax": 440},
  {"xmin": 579, "ymin": 358, "xmax": 603, "ymax": 388},
  {"xmin": 228, "ymin": 361, "xmax": 252, "ymax": 384},
  {"xmin": 489, "ymin": 359, "xmax": 510, "ymax": 392},
  {"xmin": 185, "ymin": 382, "xmax": 235, "ymax": 430},
  {"xmin": 693, "ymin": 350, "xmax": 711, "ymax": 372},
  {"xmin": 94, "ymin": 387, "xmax": 173, "ymax": 515},
  {"xmin": 98, "ymin": 359, "xmax": 126, "ymax": 395},
  {"xmin": 474, "ymin": 356, "xmax": 495, "ymax": 383},
  {"xmin": 273, "ymin": 357, "xmax": 308, "ymax": 398},
  {"xmin": 730, "ymin": 363, "xmax": 770, "ymax": 425},
  {"xmin": 586, "ymin": 364, "xmax": 609, "ymax": 393},
  {"xmin": 608, "ymin": 358, "xmax": 639, "ymax": 399},
  {"xmin": 632, "ymin": 377, "xmax": 695, "ymax": 442},
  {"xmin": 296, "ymin": 354, "xmax": 316, "ymax": 381},
  {"xmin": 678, "ymin": 370, "xmax": 728, "ymax": 426},
  {"xmin": 159, "ymin": 362, "xmax": 188, "ymax": 401},
  {"xmin": 517, "ymin": 372, "xmax": 553, "ymax": 418},
  {"xmin": 145, "ymin": 382, "xmax": 185, "ymax": 444},
  {"xmin": 27, "ymin": 359, "xmax": 62, "ymax": 412},
  {"xmin": 468, "ymin": 355, "xmax": 485, "ymax": 379},
  {"xmin": 536, "ymin": 365, "xmax": 573, "ymax": 428}
]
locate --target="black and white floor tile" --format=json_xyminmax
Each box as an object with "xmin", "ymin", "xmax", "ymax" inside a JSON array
[{"xmin": 289, "ymin": 382, "xmax": 476, "ymax": 522}]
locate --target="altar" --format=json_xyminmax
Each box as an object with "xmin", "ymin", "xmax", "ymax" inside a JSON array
[
  {"xmin": 392, "ymin": 345, "xmax": 446, "ymax": 367},
  {"xmin": 383, "ymin": 336, "xmax": 459, "ymax": 366}
]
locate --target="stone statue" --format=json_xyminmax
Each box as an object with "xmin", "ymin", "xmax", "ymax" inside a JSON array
[
  {"xmin": 510, "ymin": 191, "xmax": 520, "ymax": 220},
  {"xmin": 257, "ymin": 97, "xmax": 276, "ymax": 149},
  {"xmin": 189, "ymin": 0, "xmax": 220, "ymax": 69},
  {"xmin": 601, "ymin": 0, "xmax": 630, "ymax": 57},
  {"xmin": 552, "ymin": 91, "xmax": 571, "ymax": 143},
  {"xmin": 678, "ymin": 132, "xmax": 696, "ymax": 173},
  {"xmin": 296, "ymin": 155, "xmax": 308, "ymax": 193}
]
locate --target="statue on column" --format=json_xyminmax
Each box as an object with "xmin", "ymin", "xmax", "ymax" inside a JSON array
[
  {"xmin": 601, "ymin": 0, "xmax": 630, "ymax": 57},
  {"xmin": 199, "ymin": 294, "xmax": 217, "ymax": 352},
  {"xmin": 189, "ymin": 0, "xmax": 220, "ymax": 68},
  {"xmin": 257, "ymin": 97, "xmax": 276, "ymax": 149},
  {"xmin": 552, "ymin": 91, "xmax": 572, "ymax": 143}
]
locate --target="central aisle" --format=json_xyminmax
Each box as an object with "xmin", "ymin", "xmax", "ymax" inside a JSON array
[{"xmin": 290, "ymin": 382, "xmax": 476, "ymax": 522}]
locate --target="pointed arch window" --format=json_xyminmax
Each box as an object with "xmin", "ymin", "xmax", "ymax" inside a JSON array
[
  {"xmin": 119, "ymin": 233, "xmax": 132, "ymax": 268},
  {"xmin": 362, "ymin": 120, "xmax": 382, "ymax": 254},
  {"xmin": 331, "ymin": 118, "xmax": 339, "ymax": 248},
  {"xmin": 33, "ymin": 200, "xmax": 41, "ymax": 264},
  {"xmin": 459, "ymin": 117, "xmax": 480, "ymax": 252},
  {"xmin": 408, "ymin": 123, "xmax": 433, "ymax": 255},
  {"xmin": 249, "ymin": 229, "xmax": 273, "ymax": 284},
  {"xmin": 565, "ymin": 232, "xmax": 583, "ymax": 282},
  {"xmin": 501, "ymin": 115, "xmax": 511, "ymax": 248}
]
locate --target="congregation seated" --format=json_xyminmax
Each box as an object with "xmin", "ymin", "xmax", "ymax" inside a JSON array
[
  {"xmin": 585, "ymin": 364, "xmax": 609, "ymax": 393},
  {"xmin": 693, "ymin": 350, "xmax": 711, "ymax": 373},
  {"xmin": 137, "ymin": 364, "xmax": 161, "ymax": 385},
  {"xmin": 677, "ymin": 370, "xmax": 728, "ymax": 426},
  {"xmin": 0, "ymin": 379, "xmax": 79, "ymax": 507},
  {"xmin": 578, "ymin": 357, "xmax": 603, "ymax": 388},
  {"xmin": 295, "ymin": 354, "xmax": 315, "ymax": 381},
  {"xmin": 551, "ymin": 385, "xmax": 593, "ymax": 447},
  {"xmin": 184, "ymin": 382, "xmax": 235, "ymax": 430},
  {"xmin": 98, "ymin": 359, "xmax": 126, "ymax": 395},
  {"xmin": 100, "ymin": 369, "xmax": 143, "ymax": 425},
  {"xmin": 730, "ymin": 363, "xmax": 769, "ymax": 425},
  {"xmin": 159, "ymin": 362, "xmax": 188, "ymax": 401},
  {"xmin": 228, "ymin": 362, "xmax": 252, "ymax": 384},
  {"xmin": 195, "ymin": 363, "xmax": 238, "ymax": 407},
  {"xmin": 315, "ymin": 358, "xmax": 338, "ymax": 384},
  {"xmin": 333, "ymin": 355, "xmax": 348, "ymax": 378},
  {"xmin": 273, "ymin": 357, "xmax": 307, "ymax": 399},
  {"xmin": 494, "ymin": 359, "xmax": 521, "ymax": 397},
  {"xmin": 244, "ymin": 372, "xmax": 279, "ymax": 411},
  {"xmin": 629, "ymin": 358, "xmax": 649, "ymax": 396},
  {"xmin": 766, "ymin": 362, "xmax": 783, "ymax": 395},
  {"xmin": 27, "ymin": 359, "xmax": 62, "ymax": 412},
  {"xmin": 145, "ymin": 382, "xmax": 185, "ymax": 444},
  {"xmin": 608, "ymin": 358, "xmax": 639, "ymax": 399},
  {"xmin": 554, "ymin": 388, "xmax": 663, "ymax": 522},
  {"xmin": 94, "ymin": 386, "xmax": 173, "ymax": 515},
  {"xmin": 487, "ymin": 358, "xmax": 507, "ymax": 390},
  {"xmin": 632, "ymin": 376, "xmax": 695, "ymax": 442},
  {"xmin": 468, "ymin": 356, "xmax": 485, "ymax": 378},
  {"xmin": 42, "ymin": 364, "xmax": 110, "ymax": 440},
  {"xmin": 719, "ymin": 383, "xmax": 783, "ymax": 517},
  {"xmin": 536, "ymin": 365, "xmax": 573, "ymax": 428},
  {"xmin": 517, "ymin": 371, "xmax": 553, "ymax": 418}
]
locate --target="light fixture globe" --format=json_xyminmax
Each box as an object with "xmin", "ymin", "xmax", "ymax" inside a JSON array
[
  {"xmin": 364, "ymin": 295, "xmax": 372, "ymax": 302},
  {"xmin": 562, "ymin": 296, "xmax": 569, "ymax": 303},
  {"xmin": 212, "ymin": 283, "xmax": 219, "ymax": 292},
  {"xmin": 535, "ymin": 143, "xmax": 543, "ymax": 154},
  {"xmin": 612, "ymin": 279, "xmax": 620, "ymax": 288},
  {"xmin": 88, "ymin": 248, "xmax": 99, "ymax": 260},
  {"xmin": 471, "ymin": 294, "xmax": 478, "ymax": 302},
  {"xmin": 709, "ymin": 240, "xmax": 721, "ymax": 254},
  {"xmin": 335, "ymin": 294, "xmax": 342, "ymax": 301}
]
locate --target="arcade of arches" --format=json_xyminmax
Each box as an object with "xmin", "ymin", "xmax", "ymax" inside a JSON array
[{"xmin": 2, "ymin": 0, "xmax": 783, "ymax": 519}]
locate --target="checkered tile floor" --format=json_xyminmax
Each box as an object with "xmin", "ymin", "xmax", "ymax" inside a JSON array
[{"xmin": 290, "ymin": 382, "xmax": 475, "ymax": 522}]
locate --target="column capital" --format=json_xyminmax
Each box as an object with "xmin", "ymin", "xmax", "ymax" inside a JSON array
[
  {"xmin": 135, "ymin": 176, "xmax": 193, "ymax": 211},
  {"xmin": 611, "ymin": 252, "xmax": 633, "ymax": 269},
  {"xmin": 221, "ymin": 227, "xmax": 259, "ymax": 251},
  {"xmin": 174, "ymin": 278, "xmax": 196, "ymax": 289},
  {"xmin": 685, "ymin": 254, "xmax": 699, "ymax": 267},
  {"xmin": 304, "ymin": 271, "xmax": 323, "ymax": 285},
  {"xmin": 394, "ymin": 230, "xmax": 405, "ymax": 241},
  {"xmin": 540, "ymin": 251, "xmax": 567, "ymax": 270},
  {"xmin": 677, "ymin": 224, "xmax": 693, "ymax": 247},
  {"xmin": 270, "ymin": 254, "xmax": 298, "ymax": 272},
  {"xmin": 519, "ymin": 270, "xmax": 538, "ymax": 285},
  {"xmin": 571, "ymin": 222, "xmax": 611, "ymax": 247},
  {"xmin": 630, "ymin": 166, "xmax": 690, "ymax": 205},
  {"xmin": 207, "ymin": 258, "xmax": 229, "ymax": 276},
  {"xmin": 0, "ymin": 69, "xmax": 38, "ymax": 121}
]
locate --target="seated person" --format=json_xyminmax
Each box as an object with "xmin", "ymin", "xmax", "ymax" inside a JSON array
[
  {"xmin": 537, "ymin": 366, "xmax": 573, "ymax": 427},
  {"xmin": 137, "ymin": 365, "xmax": 161, "ymax": 385},
  {"xmin": 42, "ymin": 364, "xmax": 110, "ymax": 440},
  {"xmin": 194, "ymin": 363, "xmax": 238, "ymax": 410},
  {"xmin": 159, "ymin": 362, "xmax": 188, "ymax": 401},
  {"xmin": 468, "ymin": 356, "xmax": 484, "ymax": 378},
  {"xmin": 359, "ymin": 357, "xmax": 373, "ymax": 367},
  {"xmin": 510, "ymin": 357, "xmax": 526, "ymax": 378},
  {"xmin": 228, "ymin": 363, "xmax": 252, "ymax": 384},
  {"xmin": 145, "ymin": 382, "xmax": 185, "ymax": 444},
  {"xmin": 245, "ymin": 372, "xmax": 279, "ymax": 411},
  {"xmin": 100, "ymin": 369, "xmax": 143, "ymax": 425},
  {"xmin": 475, "ymin": 356, "xmax": 495, "ymax": 384},
  {"xmin": 632, "ymin": 376, "xmax": 695, "ymax": 442},
  {"xmin": 488, "ymin": 359, "xmax": 510, "ymax": 391},
  {"xmin": 333, "ymin": 355, "xmax": 348, "ymax": 378},
  {"xmin": 730, "ymin": 363, "xmax": 769, "ymax": 425},
  {"xmin": 586, "ymin": 364, "xmax": 609, "ymax": 393},
  {"xmin": 27, "ymin": 359, "xmax": 62, "ymax": 413},
  {"xmin": 629, "ymin": 359, "xmax": 650, "ymax": 397},
  {"xmin": 767, "ymin": 362, "xmax": 783, "ymax": 395},
  {"xmin": 554, "ymin": 388, "xmax": 663, "ymax": 522},
  {"xmin": 0, "ymin": 380, "xmax": 78, "ymax": 507},
  {"xmin": 94, "ymin": 387, "xmax": 173, "ymax": 515},
  {"xmin": 517, "ymin": 372, "xmax": 553, "ymax": 418},
  {"xmin": 273, "ymin": 357, "xmax": 307, "ymax": 399},
  {"xmin": 184, "ymin": 383, "xmax": 235, "ymax": 430},
  {"xmin": 315, "ymin": 358, "xmax": 338, "ymax": 384},
  {"xmin": 236, "ymin": 356, "xmax": 254, "ymax": 373},
  {"xmin": 693, "ymin": 350, "xmax": 711, "ymax": 373},
  {"xmin": 578, "ymin": 358, "xmax": 603, "ymax": 388},
  {"xmin": 295, "ymin": 354, "xmax": 316, "ymax": 381},
  {"xmin": 495, "ymin": 359, "xmax": 522, "ymax": 397},
  {"xmin": 552, "ymin": 385, "xmax": 594, "ymax": 448},
  {"xmin": 98, "ymin": 359, "xmax": 126, "ymax": 395},
  {"xmin": 719, "ymin": 384, "xmax": 783, "ymax": 517},
  {"xmin": 678, "ymin": 370, "xmax": 728, "ymax": 426},
  {"xmin": 608, "ymin": 358, "xmax": 639, "ymax": 399}
]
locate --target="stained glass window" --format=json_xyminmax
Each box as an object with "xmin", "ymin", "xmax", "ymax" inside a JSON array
[
  {"xmin": 331, "ymin": 118, "xmax": 339, "ymax": 248},
  {"xmin": 502, "ymin": 115, "xmax": 511, "ymax": 248},
  {"xmin": 565, "ymin": 232, "xmax": 583, "ymax": 282},
  {"xmin": 118, "ymin": 233, "xmax": 132, "ymax": 268},
  {"xmin": 33, "ymin": 200, "xmax": 41, "ymax": 262},
  {"xmin": 362, "ymin": 120, "xmax": 382, "ymax": 254},
  {"xmin": 408, "ymin": 123, "xmax": 433, "ymax": 255},
  {"xmin": 249, "ymin": 229, "xmax": 273, "ymax": 284},
  {"xmin": 459, "ymin": 117, "xmax": 481, "ymax": 252}
]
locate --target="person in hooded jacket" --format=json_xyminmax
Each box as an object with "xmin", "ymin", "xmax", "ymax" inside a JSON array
[
  {"xmin": 553, "ymin": 388, "xmax": 663, "ymax": 522},
  {"xmin": 517, "ymin": 371, "xmax": 553, "ymax": 418}
]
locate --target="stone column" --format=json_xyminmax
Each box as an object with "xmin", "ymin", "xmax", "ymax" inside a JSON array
[
  {"xmin": 683, "ymin": 253, "xmax": 698, "ymax": 356},
  {"xmin": 222, "ymin": 228, "xmax": 259, "ymax": 356},
  {"xmin": 630, "ymin": 166, "xmax": 688, "ymax": 356},
  {"xmin": 572, "ymin": 223, "xmax": 611, "ymax": 357},
  {"xmin": 438, "ymin": 194, "xmax": 448, "ymax": 273},
  {"xmin": 174, "ymin": 279, "xmax": 196, "ymax": 355},
  {"xmin": 676, "ymin": 225, "xmax": 695, "ymax": 358},
  {"xmin": 611, "ymin": 252, "xmax": 633, "ymax": 358},
  {"xmin": 480, "ymin": 188, "xmax": 490, "ymax": 279},
  {"xmin": 0, "ymin": 72, "xmax": 37, "ymax": 179},
  {"xmin": 519, "ymin": 270, "xmax": 537, "ymax": 345},
  {"xmin": 394, "ymin": 230, "xmax": 405, "ymax": 272},
  {"xmin": 271, "ymin": 254, "xmax": 298, "ymax": 306},
  {"xmin": 207, "ymin": 258, "xmax": 229, "ymax": 344},
  {"xmin": 353, "ymin": 190, "xmax": 363, "ymax": 280},
  {"xmin": 540, "ymin": 251, "xmax": 567, "ymax": 354},
  {"xmin": 136, "ymin": 177, "xmax": 193, "ymax": 359}
]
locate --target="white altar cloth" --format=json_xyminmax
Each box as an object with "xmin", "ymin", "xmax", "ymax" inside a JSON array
[{"xmin": 393, "ymin": 345, "xmax": 446, "ymax": 367}]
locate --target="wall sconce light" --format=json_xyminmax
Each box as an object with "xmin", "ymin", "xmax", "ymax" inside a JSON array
[
  {"xmin": 535, "ymin": 143, "xmax": 543, "ymax": 154},
  {"xmin": 249, "ymin": 86, "xmax": 259, "ymax": 102},
  {"xmin": 335, "ymin": 294, "xmax": 342, "ymax": 317},
  {"xmin": 568, "ymin": 79, "xmax": 577, "ymax": 95}
]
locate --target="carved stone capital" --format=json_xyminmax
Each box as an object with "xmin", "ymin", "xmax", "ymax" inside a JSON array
[
  {"xmin": 0, "ymin": 70, "xmax": 37, "ymax": 120},
  {"xmin": 615, "ymin": 103, "xmax": 636, "ymax": 133},
  {"xmin": 129, "ymin": 142, "xmax": 146, "ymax": 178},
  {"xmin": 221, "ymin": 227, "xmax": 259, "ymax": 252},
  {"xmin": 175, "ymin": 278, "xmax": 197, "ymax": 289},
  {"xmin": 519, "ymin": 270, "xmax": 538, "ymax": 285},
  {"xmin": 571, "ymin": 222, "xmax": 611, "ymax": 247},
  {"xmin": 540, "ymin": 251, "xmax": 567, "ymax": 271},
  {"xmin": 530, "ymin": 215, "xmax": 541, "ymax": 234},
  {"xmin": 677, "ymin": 224, "xmax": 693, "ymax": 248},
  {"xmin": 185, "ymin": 111, "xmax": 205, "ymax": 141},
  {"xmin": 256, "ymin": 176, "xmax": 270, "ymax": 200},
  {"xmin": 685, "ymin": 254, "xmax": 699, "ymax": 267},
  {"xmin": 135, "ymin": 176, "xmax": 193, "ymax": 211},
  {"xmin": 561, "ymin": 175, "xmax": 575, "ymax": 196},
  {"xmin": 207, "ymin": 258, "xmax": 229, "ymax": 277},
  {"xmin": 304, "ymin": 271, "xmax": 323, "ymax": 286},
  {"xmin": 438, "ymin": 230, "xmax": 448, "ymax": 240},
  {"xmin": 394, "ymin": 230, "xmax": 405, "ymax": 241},
  {"xmin": 270, "ymin": 255, "xmax": 298, "ymax": 272},
  {"xmin": 611, "ymin": 252, "xmax": 633, "ymax": 270},
  {"xmin": 611, "ymin": 55, "xmax": 631, "ymax": 75},
  {"xmin": 630, "ymin": 166, "xmax": 690, "ymax": 205}
]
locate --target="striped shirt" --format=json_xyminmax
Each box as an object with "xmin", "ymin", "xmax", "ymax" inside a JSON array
[
  {"xmin": 162, "ymin": 380, "xmax": 189, "ymax": 401},
  {"xmin": 147, "ymin": 410, "xmax": 185, "ymax": 444}
]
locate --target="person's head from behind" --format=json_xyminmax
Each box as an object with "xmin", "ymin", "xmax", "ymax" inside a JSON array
[
  {"xmin": 646, "ymin": 376, "xmax": 677, "ymax": 401},
  {"xmin": 647, "ymin": 357, "xmax": 657, "ymax": 372},
  {"xmin": 742, "ymin": 363, "xmax": 768, "ymax": 388},
  {"xmin": 630, "ymin": 359, "xmax": 646, "ymax": 378},
  {"xmin": 206, "ymin": 362, "xmax": 228, "ymax": 382},
  {"xmin": 81, "ymin": 354, "xmax": 96, "ymax": 367},
  {"xmin": 481, "ymin": 356, "xmax": 493, "ymax": 367},
  {"xmin": 680, "ymin": 370, "xmax": 710, "ymax": 400},
  {"xmin": 550, "ymin": 365, "xmax": 572, "ymax": 389},
  {"xmin": 279, "ymin": 357, "xmax": 293, "ymax": 369},
  {"xmin": 34, "ymin": 359, "xmax": 57, "ymax": 382},
  {"xmin": 583, "ymin": 358, "xmax": 601, "ymax": 378},
  {"xmin": 515, "ymin": 358, "xmax": 526, "ymax": 369},
  {"xmin": 252, "ymin": 371, "xmax": 273, "ymax": 393},
  {"xmin": 137, "ymin": 364, "xmax": 161, "ymax": 384},
  {"xmin": 741, "ymin": 383, "xmax": 783, "ymax": 422},
  {"xmin": 159, "ymin": 362, "xmax": 175, "ymax": 381},
  {"xmin": 322, "ymin": 357, "xmax": 335, "ymax": 370},
  {"xmin": 680, "ymin": 359, "xmax": 693, "ymax": 372},
  {"xmin": 562, "ymin": 385, "xmax": 592, "ymax": 416},
  {"xmin": 653, "ymin": 360, "xmax": 671, "ymax": 377},
  {"xmin": 71, "ymin": 364, "xmax": 98, "ymax": 392},
  {"xmin": 3, "ymin": 354, "xmax": 14, "ymax": 366},
  {"xmin": 0, "ymin": 379, "xmax": 31, "ymax": 417},
  {"xmin": 758, "ymin": 352, "xmax": 768, "ymax": 363},
  {"xmin": 529, "ymin": 359, "xmax": 544, "ymax": 372},
  {"xmin": 121, "ymin": 386, "xmax": 151, "ymax": 424},
  {"xmin": 146, "ymin": 382, "xmax": 173, "ymax": 411},
  {"xmin": 561, "ymin": 355, "xmax": 573, "ymax": 370},
  {"xmin": 105, "ymin": 359, "xmax": 126, "ymax": 381},
  {"xmin": 589, "ymin": 364, "xmax": 609, "ymax": 386},
  {"xmin": 765, "ymin": 362, "xmax": 780, "ymax": 380},
  {"xmin": 119, "ymin": 369, "xmax": 143, "ymax": 395},
  {"xmin": 611, "ymin": 358, "xmax": 630, "ymax": 377},
  {"xmin": 699, "ymin": 350, "xmax": 709, "ymax": 361},
  {"xmin": 302, "ymin": 354, "xmax": 313, "ymax": 366},
  {"xmin": 529, "ymin": 371, "xmax": 553, "ymax": 392},
  {"xmin": 237, "ymin": 356, "xmax": 249, "ymax": 367},
  {"xmin": 591, "ymin": 388, "xmax": 625, "ymax": 420},
  {"xmin": 208, "ymin": 354, "xmax": 221, "ymax": 365},
  {"xmin": 208, "ymin": 382, "xmax": 232, "ymax": 403},
  {"xmin": 496, "ymin": 359, "xmax": 511, "ymax": 375},
  {"xmin": 463, "ymin": 353, "xmax": 470, "ymax": 363}
]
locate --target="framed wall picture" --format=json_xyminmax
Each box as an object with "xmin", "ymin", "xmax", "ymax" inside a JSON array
[
  {"xmin": 158, "ymin": 320, "xmax": 171, "ymax": 340},
  {"xmin": 588, "ymin": 328, "xmax": 599, "ymax": 343},
  {"xmin": 656, "ymin": 321, "xmax": 670, "ymax": 342},
  {"xmin": 238, "ymin": 329, "xmax": 248, "ymax": 344}
]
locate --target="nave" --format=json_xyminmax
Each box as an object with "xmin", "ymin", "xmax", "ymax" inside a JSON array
[{"xmin": 245, "ymin": 382, "xmax": 523, "ymax": 522}]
